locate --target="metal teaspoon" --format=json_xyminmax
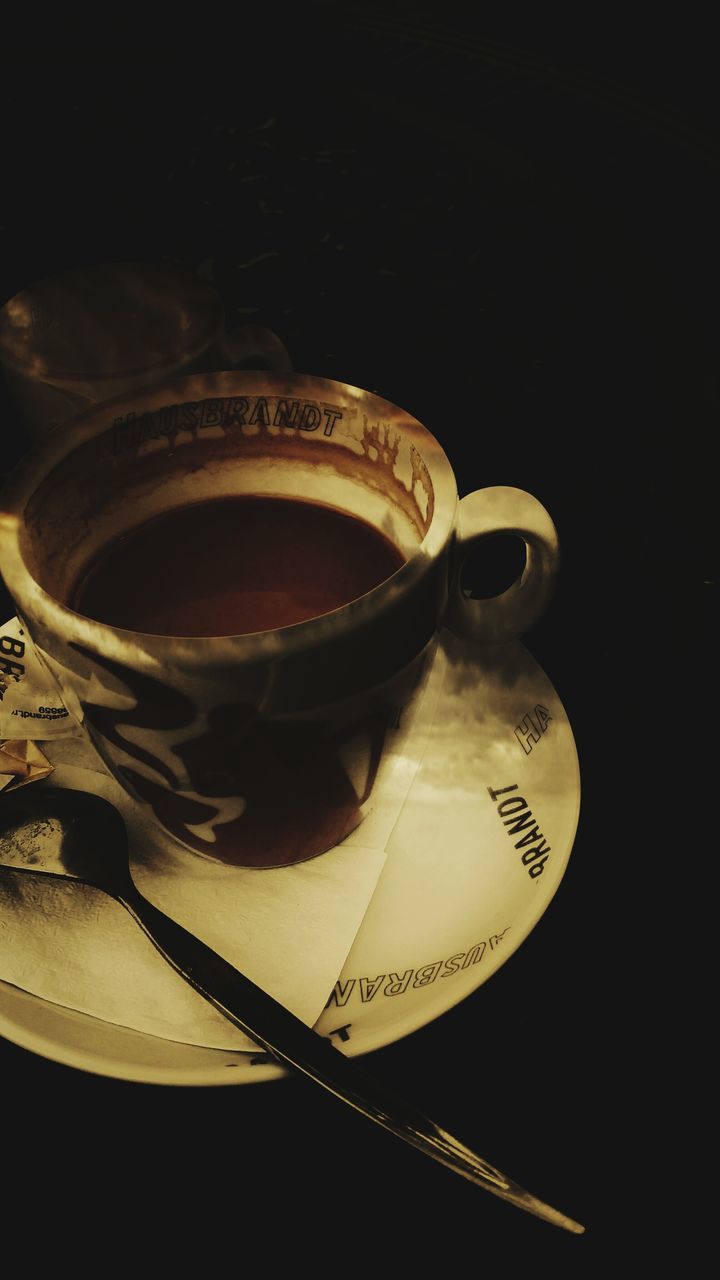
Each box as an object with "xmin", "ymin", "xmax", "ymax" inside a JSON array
[{"xmin": 0, "ymin": 785, "xmax": 584, "ymax": 1234}]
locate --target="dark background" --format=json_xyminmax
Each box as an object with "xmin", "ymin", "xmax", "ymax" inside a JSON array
[{"xmin": 0, "ymin": 6, "xmax": 714, "ymax": 1267}]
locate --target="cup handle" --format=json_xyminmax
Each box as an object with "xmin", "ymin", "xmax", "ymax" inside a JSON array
[
  {"xmin": 444, "ymin": 486, "xmax": 560, "ymax": 644},
  {"xmin": 219, "ymin": 324, "xmax": 293, "ymax": 372}
]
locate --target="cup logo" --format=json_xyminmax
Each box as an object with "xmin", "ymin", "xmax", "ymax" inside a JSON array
[{"xmin": 112, "ymin": 396, "xmax": 345, "ymax": 455}]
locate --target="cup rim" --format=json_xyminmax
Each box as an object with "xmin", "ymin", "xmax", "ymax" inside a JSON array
[{"xmin": 0, "ymin": 370, "xmax": 459, "ymax": 668}]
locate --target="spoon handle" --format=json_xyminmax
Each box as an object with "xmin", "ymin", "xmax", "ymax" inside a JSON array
[{"xmin": 117, "ymin": 880, "xmax": 583, "ymax": 1234}]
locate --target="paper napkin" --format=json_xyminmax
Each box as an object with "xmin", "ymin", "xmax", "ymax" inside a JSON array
[{"xmin": 0, "ymin": 618, "xmax": 442, "ymax": 1052}]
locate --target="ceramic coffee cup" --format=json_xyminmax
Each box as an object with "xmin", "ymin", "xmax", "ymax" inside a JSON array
[
  {"xmin": 0, "ymin": 261, "xmax": 291, "ymax": 439},
  {"xmin": 0, "ymin": 370, "xmax": 559, "ymax": 868}
]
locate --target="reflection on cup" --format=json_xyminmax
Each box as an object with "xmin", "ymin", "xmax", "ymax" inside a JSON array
[{"xmin": 0, "ymin": 371, "xmax": 559, "ymax": 868}]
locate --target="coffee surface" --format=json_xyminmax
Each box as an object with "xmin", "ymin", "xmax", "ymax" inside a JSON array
[{"xmin": 70, "ymin": 495, "xmax": 405, "ymax": 636}]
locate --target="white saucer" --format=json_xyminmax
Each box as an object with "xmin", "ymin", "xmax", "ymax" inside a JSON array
[{"xmin": 0, "ymin": 632, "xmax": 580, "ymax": 1085}]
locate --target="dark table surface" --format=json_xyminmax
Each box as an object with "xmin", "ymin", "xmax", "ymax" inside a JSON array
[{"xmin": 0, "ymin": 9, "xmax": 714, "ymax": 1266}]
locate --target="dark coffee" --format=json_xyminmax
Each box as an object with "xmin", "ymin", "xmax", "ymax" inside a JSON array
[{"xmin": 70, "ymin": 495, "xmax": 406, "ymax": 637}]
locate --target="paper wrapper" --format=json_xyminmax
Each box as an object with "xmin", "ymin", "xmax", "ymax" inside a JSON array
[
  {"xmin": 0, "ymin": 617, "xmax": 441, "ymax": 1053},
  {"xmin": 0, "ymin": 616, "xmax": 78, "ymax": 739},
  {"xmin": 0, "ymin": 739, "xmax": 54, "ymax": 793}
]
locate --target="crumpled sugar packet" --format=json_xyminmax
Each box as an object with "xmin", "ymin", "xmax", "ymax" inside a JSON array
[
  {"xmin": 0, "ymin": 616, "xmax": 77, "ymax": 740},
  {"xmin": 0, "ymin": 739, "xmax": 54, "ymax": 793}
]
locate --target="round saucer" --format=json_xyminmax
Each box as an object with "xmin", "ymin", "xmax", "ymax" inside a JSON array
[{"xmin": 0, "ymin": 633, "xmax": 580, "ymax": 1085}]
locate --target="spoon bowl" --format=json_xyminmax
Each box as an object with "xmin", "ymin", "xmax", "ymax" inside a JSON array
[{"xmin": 0, "ymin": 786, "xmax": 132, "ymax": 892}]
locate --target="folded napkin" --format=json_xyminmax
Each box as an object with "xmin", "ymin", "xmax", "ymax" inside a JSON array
[{"xmin": 0, "ymin": 620, "xmax": 443, "ymax": 1052}]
